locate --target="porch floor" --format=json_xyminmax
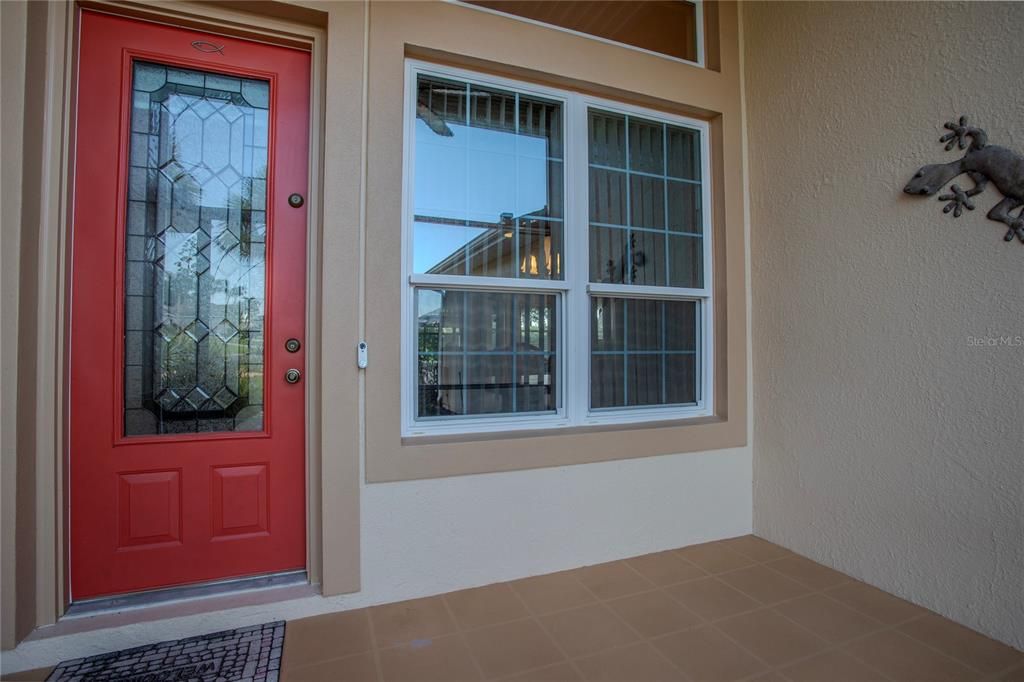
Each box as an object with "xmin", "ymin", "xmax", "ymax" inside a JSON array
[
  {"xmin": 6, "ymin": 536, "xmax": 1022, "ymax": 681},
  {"xmin": 278, "ymin": 536, "xmax": 1022, "ymax": 681}
]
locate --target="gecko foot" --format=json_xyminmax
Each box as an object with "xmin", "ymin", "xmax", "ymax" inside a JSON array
[
  {"xmin": 938, "ymin": 184, "xmax": 975, "ymax": 218},
  {"xmin": 1004, "ymin": 217, "xmax": 1024, "ymax": 243},
  {"xmin": 940, "ymin": 116, "xmax": 971, "ymax": 151}
]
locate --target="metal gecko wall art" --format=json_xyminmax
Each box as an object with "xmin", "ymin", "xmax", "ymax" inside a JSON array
[{"xmin": 904, "ymin": 116, "xmax": 1024, "ymax": 244}]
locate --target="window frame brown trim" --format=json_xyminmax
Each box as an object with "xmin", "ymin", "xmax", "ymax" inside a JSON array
[{"xmin": 363, "ymin": 0, "xmax": 747, "ymax": 482}]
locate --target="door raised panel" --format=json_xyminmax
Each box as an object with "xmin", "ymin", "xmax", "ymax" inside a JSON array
[
  {"xmin": 117, "ymin": 470, "xmax": 182, "ymax": 548},
  {"xmin": 211, "ymin": 464, "xmax": 269, "ymax": 538}
]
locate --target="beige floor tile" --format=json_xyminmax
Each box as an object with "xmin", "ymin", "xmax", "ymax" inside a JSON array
[
  {"xmin": 652, "ymin": 626, "xmax": 767, "ymax": 681},
  {"xmin": 378, "ymin": 634, "xmax": 481, "ymax": 682},
  {"xmin": 285, "ymin": 651, "xmax": 380, "ymax": 682},
  {"xmin": 826, "ymin": 581, "xmax": 926, "ymax": 625},
  {"xmin": 716, "ymin": 609, "xmax": 828, "ymax": 666},
  {"xmin": 765, "ymin": 555, "xmax": 850, "ymax": 590},
  {"xmin": 500, "ymin": 662, "xmax": 582, "ymax": 681},
  {"xmin": 845, "ymin": 630, "xmax": 980, "ymax": 682},
  {"xmin": 576, "ymin": 561, "xmax": 654, "ymax": 600},
  {"xmin": 718, "ymin": 564, "xmax": 811, "ymax": 605},
  {"xmin": 898, "ymin": 613, "xmax": 1024, "ymax": 675},
  {"xmin": 719, "ymin": 535, "xmax": 792, "ymax": 563},
  {"xmin": 746, "ymin": 673, "xmax": 789, "ymax": 682},
  {"xmin": 0, "ymin": 668, "xmax": 54, "ymax": 682},
  {"xmin": 1001, "ymin": 664, "xmax": 1024, "ymax": 682},
  {"xmin": 626, "ymin": 551, "xmax": 708, "ymax": 586},
  {"xmin": 675, "ymin": 542, "xmax": 758, "ymax": 574},
  {"xmin": 607, "ymin": 589, "xmax": 702, "ymax": 638},
  {"xmin": 664, "ymin": 577, "xmax": 761, "ymax": 621},
  {"xmin": 464, "ymin": 619, "xmax": 564, "ymax": 679},
  {"xmin": 574, "ymin": 642, "xmax": 686, "ymax": 681},
  {"xmin": 509, "ymin": 571, "xmax": 596, "ymax": 616},
  {"xmin": 539, "ymin": 602, "xmax": 639, "ymax": 658},
  {"xmin": 369, "ymin": 596, "xmax": 457, "ymax": 648},
  {"xmin": 773, "ymin": 593, "xmax": 884, "ymax": 644},
  {"xmin": 780, "ymin": 650, "xmax": 888, "ymax": 682},
  {"xmin": 283, "ymin": 609, "xmax": 374, "ymax": 668},
  {"xmin": 445, "ymin": 583, "xmax": 530, "ymax": 630}
]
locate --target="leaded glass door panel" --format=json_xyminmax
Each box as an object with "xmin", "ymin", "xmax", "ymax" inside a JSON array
[
  {"xmin": 125, "ymin": 61, "xmax": 270, "ymax": 436},
  {"xmin": 69, "ymin": 11, "xmax": 310, "ymax": 600}
]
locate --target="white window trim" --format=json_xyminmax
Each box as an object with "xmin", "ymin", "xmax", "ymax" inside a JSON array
[
  {"xmin": 444, "ymin": 0, "xmax": 706, "ymax": 70},
  {"xmin": 401, "ymin": 59, "xmax": 713, "ymax": 438}
]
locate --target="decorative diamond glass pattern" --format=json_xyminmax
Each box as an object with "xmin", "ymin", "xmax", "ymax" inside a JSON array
[{"xmin": 123, "ymin": 61, "xmax": 269, "ymax": 435}]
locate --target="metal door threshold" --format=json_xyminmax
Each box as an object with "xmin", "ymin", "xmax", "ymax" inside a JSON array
[{"xmin": 65, "ymin": 570, "xmax": 308, "ymax": 618}]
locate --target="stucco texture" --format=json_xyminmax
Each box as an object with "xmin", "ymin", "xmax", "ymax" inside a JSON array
[{"xmin": 745, "ymin": 1, "xmax": 1024, "ymax": 649}]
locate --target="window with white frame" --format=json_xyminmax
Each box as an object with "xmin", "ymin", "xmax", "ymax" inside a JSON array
[{"xmin": 403, "ymin": 62, "xmax": 712, "ymax": 436}]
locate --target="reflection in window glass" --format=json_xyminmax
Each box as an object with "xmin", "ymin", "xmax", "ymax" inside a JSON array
[
  {"xmin": 588, "ymin": 109, "xmax": 703, "ymax": 288},
  {"xmin": 591, "ymin": 298, "xmax": 699, "ymax": 408},
  {"xmin": 414, "ymin": 76, "xmax": 564, "ymax": 280},
  {"xmin": 416, "ymin": 289, "xmax": 558, "ymax": 417}
]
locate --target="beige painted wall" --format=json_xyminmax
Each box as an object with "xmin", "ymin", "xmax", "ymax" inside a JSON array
[{"xmin": 745, "ymin": 1, "xmax": 1024, "ymax": 649}]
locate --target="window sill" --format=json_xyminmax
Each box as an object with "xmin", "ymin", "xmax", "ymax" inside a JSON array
[
  {"xmin": 402, "ymin": 403, "xmax": 712, "ymax": 440},
  {"xmin": 368, "ymin": 410, "xmax": 744, "ymax": 483},
  {"xmin": 401, "ymin": 412, "xmax": 721, "ymax": 447}
]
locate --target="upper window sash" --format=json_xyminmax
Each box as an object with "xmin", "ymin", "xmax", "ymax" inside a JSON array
[
  {"xmin": 410, "ymin": 71, "xmax": 569, "ymax": 284},
  {"xmin": 586, "ymin": 107, "xmax": 707, "ymax": 292}
]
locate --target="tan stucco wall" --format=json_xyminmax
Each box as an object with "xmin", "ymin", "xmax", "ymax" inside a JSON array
[{"xmin": 746, "ymin": 1, "xmax": 1024, "ymax": 649}]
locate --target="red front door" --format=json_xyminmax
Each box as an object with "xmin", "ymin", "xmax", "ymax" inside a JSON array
[{"xmin": 69, "ymin": 11, "xmax": 309, "ymax": 600}]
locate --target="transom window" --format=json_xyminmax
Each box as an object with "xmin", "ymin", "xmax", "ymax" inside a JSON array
[
  {"xmin": 403, "ymin": 61, "xmax": 712, "ymax": 436},
  {"xmin": 460, "ymin": 1, "xmax": 704, "ymax": 67}
]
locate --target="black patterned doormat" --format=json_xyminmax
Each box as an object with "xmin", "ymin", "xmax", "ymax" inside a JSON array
[{"xmin": 46, "ymin": 621, "xmax": 284, "ymax": 682}]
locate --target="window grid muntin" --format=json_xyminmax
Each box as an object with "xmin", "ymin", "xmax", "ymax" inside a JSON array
[
  {"xmin": 589, "ymin": 296, "xmax": 701, "ymax": 410},
  {"xmin": 403, "ymin": 61, "xmax": 712, "ymax": 436},
  {"xmin": 414, "ymin": 287, "xmax": 560, "ymax": 420},
  {"xmin": 587, "ymin": 108, "xmax": 704, "ymax": 289},
  {"xmin": 585, "ymin": 104, "xmax": 707, "ymax": 413}
]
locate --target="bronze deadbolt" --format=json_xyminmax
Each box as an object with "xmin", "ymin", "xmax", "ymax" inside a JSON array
[
  {"xmin": 288, "ymin": 193, "xmax": 304, "ymax": 208},
  {"xmin": 285, "ymin": 338, "xmax": 301, "ymax": 353}
]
